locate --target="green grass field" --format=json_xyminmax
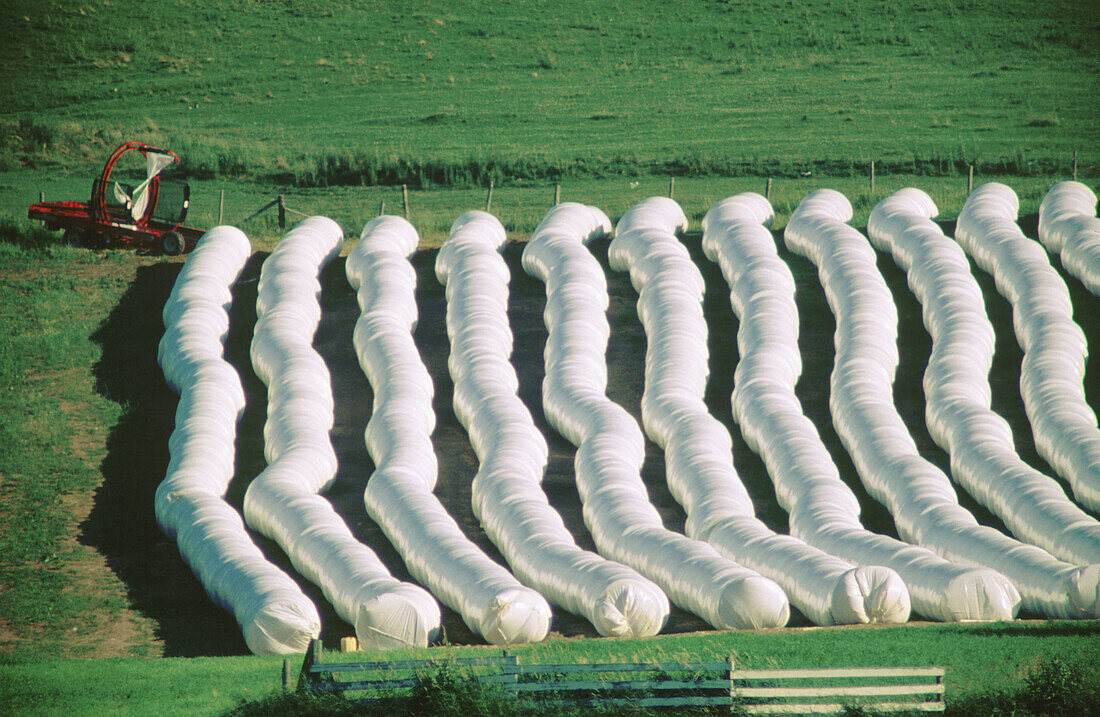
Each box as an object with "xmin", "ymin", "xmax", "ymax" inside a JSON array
[
  {"xmin": 1, "ymin": 0, "xmax": 1097, "ymax": 184},
  {"xmin": 0, "ymin": 168, "xmax": 1073, "ymax": 248},
  {"xmin": 1, "ymin": 0, "xmax": 1099, "ymax": 714},
  {"xmin": 3, "ymin": 621, "xmax": 1098, "ymax": 716}
]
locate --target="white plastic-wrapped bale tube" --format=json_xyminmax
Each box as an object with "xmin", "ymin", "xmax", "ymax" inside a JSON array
[
  {"xmin": 611, "ymin": 197, "xmax": 909, "ymax": 626},
  {"xmin": 436, "ymin": 210, "xmax": 670, "ymax": 637},
  {"xmin": 787, "ymin": 189, "xmax": 1034, "ymax": 615},
  {"xmin": 957, "ymin": 182, "xmax": 1100, "ymax": 513},
  {"xmin": 156, "ymin": 226, "xmax": 321, "ymax": 654},
  {"xmin": 349, "ymin": 215, "xmax": 551, "ymax": 645},
  {"xmin": 523, "ymin": 201, "xmax": 790, "ymax": 630},
  {"xmin": 1038, "ymin": 181, "xmax": 1100, "ymax": 296},
  {"xmin": 244, "ymin": 216, "xmax": 441, "ymax": 649},
  {"xmin": 868, "ymin": 189, "xmax": 1100, "ymax": 617},
  {"xmin": 704, "ymin": 194, "xmax": 1017, "ymax": 623}
]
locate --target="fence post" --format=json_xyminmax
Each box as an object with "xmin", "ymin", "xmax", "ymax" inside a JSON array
[
  {"xmin": 554, "ymin": 183, "xmax": 561, "ymax": 206},
  {"xmin": 967, "ymin": 165, "xmax": 974, "ymax": 194},
  {"xmin": 218, "ymin": 189, "xmax": 225, "ymax": 224},
  {"xmin": 379, "ymin": 200, "xmax": 385, "ymax": 217},
  {"xmin": 297, "ymin": 638, "xmax": 322, "ymax": 693},
  {"xmin": 402, "ymin": 184, "xmax": 409, "ymax": 219},
  {"xmin": 277, "ymin": 195, "xmax": 286, "ymax": 228},
  {"xmin": 486, "ymin": 180, "xmax": 494, "ymax": 212},
  {"xmin": 869, "ymin": 160, "xmax": 875, "ymax": 194},
  {"xmin": 39, "ymin": 191, "xmax": 44, "ymax": 203},
  {"xmin": 501, "ymin": 651, "xmax": 519, "ymax": 700},
  {"xmin": 1072, "ymin": 150, "xmax": 1078, "ymax": 181},
  {"xmin": 728, "ymin": 655, "xmax": 736, "ymax": 709},
  {"xmin": 282, "ymin": 659, "xmax": 292, "ymax": 692},
  {"xmin": 669, "ymin": 176, "xmax": 676, "ymax": 200},
  {"xmin": 765, "ymin": 178, "xmax": 773, "ymax": 201}
]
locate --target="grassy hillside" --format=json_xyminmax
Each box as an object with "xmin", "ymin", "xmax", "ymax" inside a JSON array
[{"xmin": 2, "ymin": 0, "xmax": 1098, "ymax": 184}]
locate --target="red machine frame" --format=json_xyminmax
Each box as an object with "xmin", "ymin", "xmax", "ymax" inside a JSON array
[{"xmin": 28, "ymin": 141, "xmax": 204, "ymax": 254}]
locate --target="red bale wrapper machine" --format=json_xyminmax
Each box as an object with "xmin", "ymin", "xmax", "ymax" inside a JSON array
[{"xmin": 28, "ymin": 141, "xmax": 204, "ymax": 254}]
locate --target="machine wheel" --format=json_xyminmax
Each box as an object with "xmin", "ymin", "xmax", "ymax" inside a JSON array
[
  {"xmin": 161, "ymin": 231, "xmax": 184, "ymax": 256},
  {"xmin": 62, "ymin": 228, "xmax": 89, "ymax": 247}
]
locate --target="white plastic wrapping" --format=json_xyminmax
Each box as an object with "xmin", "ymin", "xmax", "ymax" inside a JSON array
[
  {"xmin": 611, "ymin": 197, "xmax": 909, "ymax": 626},
  {"xmin": 1038, "ymin": 181, "xmax": 1100, "ymax": 296},
  {"xmin": 156, "ymin": 226, "xmax": 321, "ymax": 655},
  {"xmin": 349, "ymin": 215, "xmax": 551, "ymax": 645},
  {"xmin": 704, "ymin": 194, "xmax": 1019, "ymax": 622},
  {"xmin": 436, "ymin": 210, "xmax": 670, "ymax": 637},
  {"xmin": 119, "ymin": 151, "xmax": 175, "ymax": 221},
  {"xmin": 523, "ymin": 201, "xmax": 791, "ymax": 630},
  {"xmin": 244, "ymin": 216, "xmax": 441, "ymax": 649},
  {"xmin": 867, "ymin": 189, "xmax": 1100, "ymax": 617},
  {"xmin": 957, "ymin": 183, "xmax": 1100, "ymax": 514}
]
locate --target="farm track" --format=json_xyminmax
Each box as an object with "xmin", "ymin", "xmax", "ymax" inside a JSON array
[{"xmin": 78, "ymin": 212, "xmax": 1099, "ymax": 655}]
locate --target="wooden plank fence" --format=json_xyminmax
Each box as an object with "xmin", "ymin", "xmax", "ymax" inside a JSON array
[
  {"xmin": 731, "ymin": 667, "xmax": 945, "ymax": 714},
  {"xmin": 291, "ymin": 640, "xmax": 944, "ymax": 713}
]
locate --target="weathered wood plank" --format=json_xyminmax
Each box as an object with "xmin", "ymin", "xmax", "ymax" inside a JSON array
[
  {"xmin": 310, "ymin": 656, "xmax": 514, "ymax": 673},
  {"xmin": 744, "ymin": 700, "xmax": 944, "ymax": 714},
  {"xmin": 548, "ymin": 696, "xmax": 731, "ymax": 708},
  {"xmin": 732, "ymin": 667, "xmax": 943, "ymax": 680},
  {"xmin": 737, "ymin": 684, "xmax": 945, "ymax": 698},
  {"xmin": 514, "ymin": 678, "xmax": 729, "ymax": 692},
  {"xmin": 477, "ymin": 674, "xmax": 519, "ymax": 686},
  {"xmin": 311, "ymin": 677, "xmax": 419, "ymax": 692},
  {"xmin": 599, "ymin": 696, "xmax": 730, "ymax": 708},
  {"xmin": 517, "ymin": 661, "xmax": 729, "ymax": 674},
  {"xmin": 311, "ymin": 672, "xmax": 517, "ymax": 693}
]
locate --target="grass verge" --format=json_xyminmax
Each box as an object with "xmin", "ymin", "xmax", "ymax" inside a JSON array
[
  {"xmin": 2, "ymin": 623, "xmax": 1098, "ymax": 716},
  {"xmin": 0, "ymin": 227, "xmax": 164, "ymax": 658}
]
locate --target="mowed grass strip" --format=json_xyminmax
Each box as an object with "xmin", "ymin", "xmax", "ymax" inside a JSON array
[
  {"xmin": 0, "ymin": 169, "xmax": 1071, "ymax": 248},
  {"xmin": 2, "ymin": 621, "xmax": 1098, "ymax": 717},
  {"xmin": 0, "ymin": 229, "xmax": 163, "ymax": 658},
  {"xmin": 1, "ymin": 0, "xmax": 1096, "ymax": 183}
]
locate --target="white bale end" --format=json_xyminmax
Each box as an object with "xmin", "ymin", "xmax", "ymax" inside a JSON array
[
  {"xmin": 592, "ymin": 578, "xmax": 670, "ymax": 638},
  {"xmin": 355, "ymin": 584, "xmax": 443, "ymax": 649},
  {"xmin": 943, "ymin": 568, "xmax": 1021, "ymax": 621},
  {"xmin": 1069, "ymin": 564, "xmax": 1100, "ymax": 618},
  {"xmin": 830, "ymin": 566, "xmax": 911, "ymax": 625},
  {"xmin": 478, "ymin": 588, "xmax": 552, "ymax": 645},
  {"xmin": 714, "ymin": 575, "xmax": 790, "ymax": 630},
  {"xmin": 242, "ymin": 597, "xmax": 321, "ymax": 655}
]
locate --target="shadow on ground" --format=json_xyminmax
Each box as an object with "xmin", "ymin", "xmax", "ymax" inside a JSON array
[{"xmin": 84, "ymin": 260, "xmax": 248, "ymax": 657}]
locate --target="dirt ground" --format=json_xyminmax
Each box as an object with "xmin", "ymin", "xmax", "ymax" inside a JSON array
[{"xmin": 76, "ymin": 217, "xmax": 1098, "ymax": 656}]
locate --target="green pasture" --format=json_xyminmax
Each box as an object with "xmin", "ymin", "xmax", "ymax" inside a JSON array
[
  {"xmin": 0, "ymin": 169, "xmax": 1074, "ymax": 247},
  {"xmin": 1, "ymin": 0, "xmax": 1097, "ymax": 184},
  {"xmin": 2, "ymin": 621, "xmax": 1099, "ymax": 716}
]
